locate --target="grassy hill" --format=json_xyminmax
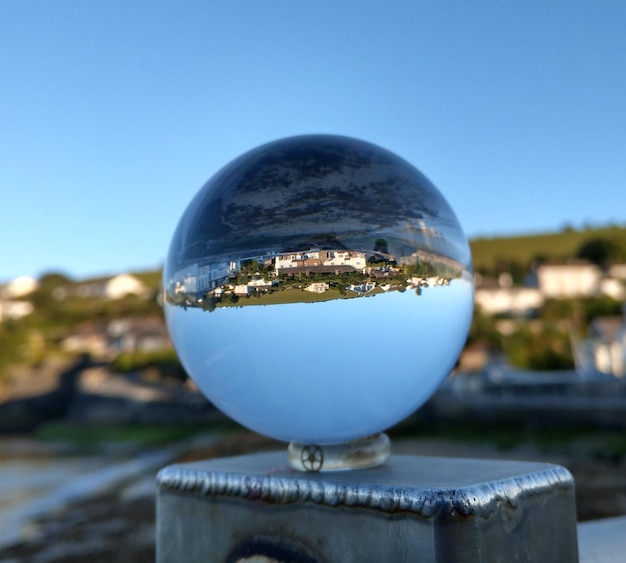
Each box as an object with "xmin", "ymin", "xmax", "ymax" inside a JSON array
[
  {"xmin": 114, "ymin": 224, "xmax": 626, "ymax": 281},
  {"xmin": 470, "ymin": 225, "xmax": 626, "ymax": 274},
  {"xmin": 123, "ymin": 225, "xmax": 626, "ymax": 281},
  {"xmin": 128, "ymin": 226, "xmax": 626, "ymax": 279}
]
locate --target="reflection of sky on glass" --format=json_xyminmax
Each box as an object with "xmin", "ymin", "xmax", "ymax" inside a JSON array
[
  {"xmin": 166, "ymin": 135, "xmax": 473, "ymax": 273},
  {"xmin": 165, "ymin": 275, "xmax": 473, "ymax": 443}
]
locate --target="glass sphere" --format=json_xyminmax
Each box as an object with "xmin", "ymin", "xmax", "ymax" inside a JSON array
[{"xmin": 164, "ymin": 134, "xmax": 473, "ymax": 444}]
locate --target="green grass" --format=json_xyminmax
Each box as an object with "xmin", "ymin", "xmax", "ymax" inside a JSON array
[
  {"xmin": 390, "ymin": 419, "xmax": 626, "ymax": 457},
  {"xmin": 34, "ymin": 418, "xmax": 626, "ymax": 461},
  {"xmin": 131, "ymin": 269, "xmax": 163, "ymax": 290},
  {"xmin": 111, "ymin": 349, "xmax": 185, "ymax": 379},
  {"xmin": 138, "ymin": 225, "xmax": 626, "ymax": 282},
  {"xmin": 33, "ymin": 420, "xmax": 233, "ymax": 449},
  {"xmin": 219, "ymin": 287, "xmax": 360, "ymax": 308},
  {"xmin": 470, "ymin": 225, "xmax": 626, "ymax": 273}
]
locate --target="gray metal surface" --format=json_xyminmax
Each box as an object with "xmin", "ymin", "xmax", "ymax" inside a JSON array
[{"xmin": 156, "ymin": 452, "xmax": 578, "ymax": 562}]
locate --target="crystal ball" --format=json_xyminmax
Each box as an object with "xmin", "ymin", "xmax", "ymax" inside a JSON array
[{"xmin": 163, "ymin": 134, "xmax": 473, "ymax": 444}]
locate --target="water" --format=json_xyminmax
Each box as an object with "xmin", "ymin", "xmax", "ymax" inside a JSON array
[{"xmin": 0, "ymin": 438, "xmax": 171, "ymax": 548}]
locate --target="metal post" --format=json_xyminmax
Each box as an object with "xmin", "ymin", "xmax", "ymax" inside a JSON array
[{"xmin": 156, "ymin": 452, "xmax": 578, "ymax": 562}]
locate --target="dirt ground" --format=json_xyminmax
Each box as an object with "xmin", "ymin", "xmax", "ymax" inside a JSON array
[{"xmin": 1, "ymin": 432, "xmax": 624, "ymax": 562}]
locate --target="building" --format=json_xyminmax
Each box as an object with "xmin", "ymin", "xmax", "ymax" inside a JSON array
[
  {"xmin": 75, "ymin": 274, "xmax": 149, "ymax": 300},
  {"xmin": 536, "ymin": 261, "xmax": 602, "ymax": 298},
  {"xmin": 62, "ymin": 317, "xmax": 171, "ymax": 358},
  {"xmin": 608, "ymin": 262, "xmax": 626, "ymax": 280},
  {"xmin": 573, "ymin": 316, "xmax": 626, "ymax": 379},
  {"xmin": 4, "ymin": 275, "xmax": 38, "ymax": 298},
  {"xmin": 304, "ymin": 282, "xmax": 330, "ymax": 293},
  {"xmin": 0, "ymin": 300, "xmax": 34, "ymax": 322},
  {"xmin": 474, "ymin": 287, "xmax": 544, "ymax": 316},
  {"xmin": 105, "ymin": 274, "xmax": 149, "ymax": 300},
  {"xmin": 275, "ymin": 250, "xmax": 366, "ymax": 274},
  {"xmin": 108, "ymin": 317, "xmax": 171, "ymax": 353},
  {"xmin": 346, "ymin": 281, "xmax": 376, "ymax": 294},
  {"xmin": 171, "ymin": 261, "xmax": 235, "ymax": 296},
  {"xmin": 61, "ymin": 322, "xmax": 110, "ymax": 357}
]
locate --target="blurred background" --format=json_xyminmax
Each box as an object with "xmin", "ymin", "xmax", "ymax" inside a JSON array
[{"xmin": 1, "ymin": 2, "xmax": 625, "ymax": 561}]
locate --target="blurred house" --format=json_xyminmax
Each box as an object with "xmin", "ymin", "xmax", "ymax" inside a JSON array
[
  {"xmin": 600, "ymin": 277, "xmax": 626, "ymax": 300},
  {"xmin": 0, "ymin": 276, "xmax": 37, "ymax": 322},
  {"xmin": 572, "ymin": 315, "xmax": 626, "ymax": 379},
  {"xmin": 61, "ymin": 322, "xmax": 110, "ymax": 357},
  {"xmin": 107, "ymin": 317, "xmax": 171, "ymax": 353},
  {"xmin": 472, "ymin": 261, "xmax": 626, "ymax": 378},
  {"xmin": 3, "ymin": 275, "xmax": 38, "ymax": 298},
  {"xmin": 74, "ymin": 273, "xmax": 149, "ymax": 300},
  {"xmin": 457, "ymin": 341, "xmax": 492, "ymax": 372},
  {"xmin": 536, "ymin": 260, "xmax": 626, "ymax": 300},
  {"xmin": 475, "ymin": 286, "xmax": 543, "ymax": 316},
  {"xmin": 0, "ymin": 299, "xmax": 34, "ymax": 322},
  {"xmin": 61, "ymin": 317, "xmax": 171, "ymax": 358},
  {"xmin": 475, "ymin": 261, "xmax": 626, "ymax": 317},
  {"xmin": 608, "ymin": 262, "xmax": 626, "ymax": 280}
]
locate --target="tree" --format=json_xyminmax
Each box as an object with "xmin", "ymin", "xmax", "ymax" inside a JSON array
[
  {"xmin": 38, "ymin": 271, "xmax": 73, "ymax": 287},
  {"xmin": 506, "ymin": 325, "xmax": 573, "ymax": 370},
  {"xmin": 374, "ymin": 239, "xmax": 389, "ymax": 254},
  {"xmin": 29, "ymin": 271, "xmax": 73, "ymax": 309},
  {"xmin": 576, "ymin": 238, "xmax": 623, "ymax": 266},
  {"xmin": 466, "ymin": 307, "xmax": 503, "ymax": 352}
]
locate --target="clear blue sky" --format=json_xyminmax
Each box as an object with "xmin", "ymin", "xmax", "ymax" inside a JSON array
[{"xmin": 2, "ymin": 1, "xmax": 625, "ymax": 282}]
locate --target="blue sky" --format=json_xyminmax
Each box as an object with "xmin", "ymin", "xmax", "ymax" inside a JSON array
[{"xmin": 2, "ymin": 1, "xmax": 625, "ymax": 282}]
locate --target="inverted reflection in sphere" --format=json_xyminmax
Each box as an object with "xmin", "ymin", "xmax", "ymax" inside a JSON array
[{"xmin": 164, "ymin": 135, "xmax": 473, "ymax": 444}]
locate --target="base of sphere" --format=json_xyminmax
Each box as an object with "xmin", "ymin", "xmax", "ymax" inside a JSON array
[{"xmin": 287, "ymin": 433, "xmax": 391, "ymax": 472}]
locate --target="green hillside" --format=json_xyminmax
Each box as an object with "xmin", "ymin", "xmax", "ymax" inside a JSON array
[
  {"xmin": 117, "ymin": 225, "xmax": 626, "ymax": 281},
  {"xmin": 470, "ymin": 225, "xmax": 626, "ymax": 274},
  {"xmin": 123, "ymin": 225, "xmax": 626, "ymax": 281}
]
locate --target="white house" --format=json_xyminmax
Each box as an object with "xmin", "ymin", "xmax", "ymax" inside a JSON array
[
  {"xmin": 474, "ymin": 287, "xmax": 544, "ymax": 316},
  {"xmin": 275, "ymin": 250, "xmax": 367, "ymax": 273},
  {"xmin": 346, "ymin": 281, "xmax": 376, "ymax": 294},
  {"xmin": 75, "ymin": 273, "xmax": 149, "ymax": 300},
  {"xmin": 536, "ymin": 261, "xmax": 602, "ymax": 298},
  {"xmin": 304, "ymin": 282, "xmax": 329, "ymax": 293},
  {"xmin": 5, "ymin": 275, "xmax": 38, "ymax": 298},
  {"xmin": 170, "ymin": 261, "xmax": 234, "ymax": 296},
  {"xmin": 105, "ymin": 274, "xmax": 148, "ymax": 300},
  {"xmin": 608, "ymin": 263, "xmax": 626, "ymax": 280},
  {"xmin": 0, "ymin": 300, "xmax": 34, "ymax": 322},
  {"xmin": 600, "ymin": 278, "xmax": 625, "ymax": 300},
  {"xmin": 233, "ymin": 284, "xmax": 253, "ymax": 296},
  {"xmin": 322, "ymin": 251, "xmax": 366, "ymax": 270},
  {"xmin": 573, "ymin": 316, "xmax": 626, "ymax": 379},
  {"xmin": 248, "ymin": 278, "xmax": 275, "ymax": 290}
]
